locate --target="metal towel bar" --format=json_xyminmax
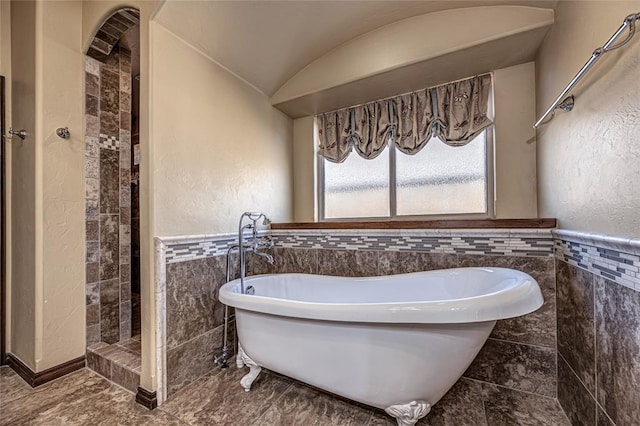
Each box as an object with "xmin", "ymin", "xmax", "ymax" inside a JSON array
[{"xmin": 534, "ymin": 12, "xmax": 640, "ymax": 129}]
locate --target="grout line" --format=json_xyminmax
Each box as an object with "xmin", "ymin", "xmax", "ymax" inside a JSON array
[
  {"xmin": 463, "ymin": 377, "xmax": 559, "ymax": 401},
  {"xmin": 596, "ymin": 401, "xmax": 617, "ymax": 426},
  {"xmin": 485, "ymin": 336, "xmax": 555, "ymax": 351},
  {"xmin": 558, "ymin": 352, "xmax": 598, "ymax": 403}
]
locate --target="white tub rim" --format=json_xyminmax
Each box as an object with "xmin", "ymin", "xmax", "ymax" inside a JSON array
[{"xmin": 219, "ymin": 267, "xmax": 543, "ymax": 324}]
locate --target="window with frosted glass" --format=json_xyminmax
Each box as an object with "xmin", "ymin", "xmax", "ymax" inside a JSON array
[
  {"xmin": 320, "ymin": 130, "xmax": 490, "ymax": 219},
  {"xmin": 396, "ymin": 132, "xmax": 487, "ymax": 216},
  {"xmin": 323, "ymin": 146, "xmax": 390, "ymax": 219}
]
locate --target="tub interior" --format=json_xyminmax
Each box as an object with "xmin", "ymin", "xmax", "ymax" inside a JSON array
[{"xmin": 237, "ymin": 268, "xmax": 528, "ymax": 304}]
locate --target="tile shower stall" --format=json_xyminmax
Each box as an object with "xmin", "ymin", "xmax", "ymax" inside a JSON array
[
  {"xmin": 153, "ymin": 228, "xmax": 639, "ymax": 424},
  {"xmin": 83, "ymin": 9, "xmax": 141, "ymax": 394}
]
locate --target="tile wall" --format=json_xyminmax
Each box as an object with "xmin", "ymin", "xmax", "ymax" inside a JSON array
[
  {"xmin": 157, "ymin": 229, "xmax": 559, "ymax": 406},
  {"xmin": 554, "ymin": 231, "xmax": 639, "ymax": 425},
  {"xmin": 85, "ymin": 45, "xmax": 133, "ymax": 345}
]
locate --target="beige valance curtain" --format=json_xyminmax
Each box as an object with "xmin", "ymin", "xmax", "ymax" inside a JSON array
[{"xmin": 317, "ymin": 74, "xmax": 493, "ymax": 163}]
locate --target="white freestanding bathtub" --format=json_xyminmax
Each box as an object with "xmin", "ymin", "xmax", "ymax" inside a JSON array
[{"xmin": 219, "ymin": 268, "xmax": 543, "ymax": 425}]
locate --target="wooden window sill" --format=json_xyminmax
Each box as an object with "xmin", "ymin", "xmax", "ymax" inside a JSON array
[{"xmin": 271, "ymin": 218, "xmax": 557, "ymax": 230}]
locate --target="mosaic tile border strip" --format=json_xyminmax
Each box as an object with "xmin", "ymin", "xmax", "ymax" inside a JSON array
[
  {"xmin": 553, "ymin": 230, "xmax": 639, "ymax": 292},
  {"xmin": 271, "ymin": 229, "xmax": 553, "ymax": 257},
  {"xmin": 99, "ymin": 133, "xmax": 120, "ymax": 150},
  {"xmin": 158, "ymin": 229, "xmax": 554, "ymax": 265}
]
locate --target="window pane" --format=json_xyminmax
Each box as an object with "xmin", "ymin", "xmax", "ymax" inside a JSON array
[
  {"xmin": 396, "ymin": 132, "xmax": 487, "ymax": 216},
  {"xmin": 323, "ymin": 148, "xmax": 390, "ymax": 219}
]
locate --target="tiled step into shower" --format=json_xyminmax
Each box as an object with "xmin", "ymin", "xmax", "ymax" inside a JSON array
[{"xmin": 86, "ymin": 336, "xmax": 141, "ymax": 393}]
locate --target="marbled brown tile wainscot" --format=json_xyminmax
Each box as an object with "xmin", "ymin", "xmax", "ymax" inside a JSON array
[
  {"xmin": 558, "ymin": 354, "xmax": 596, "ymax": 426},
  {"xmin": 166, "ymin": 256, "xmax": 226, "ymax": 349},
  {"xmin": 378, "ymin": 251, "xmax": 458, "ymax": 275},
  {"xmin": 481, "ymin": 382, "xmax": 570, "ymax": 426},
  {"xmin": 557, "ymin": 260, "xmax": 596, "ymax": 394},
  {"xmin": 100, "ymin": 278, "xmax": 120, "ymax": 344},
  {"xmin": 166, "ymin": 327, "xmax": 223, "ymax": 397},
  {"xmin": 459, "ymin": 255, "xmax": 556, "ymax": 348},
  {"xmin": 464, "ymin": 338, "xmax": 556, "ymax": 397},
  {"xmin": 317, "ymin": 249, "xmax": 378, "ymax": 277},
  {"xmin": 595, "ymin": 276, "xmax": 640, "ymax": 425},
  {"xmin": 276, "ymin": 247, "xmax": 318, "ymax": 274}
]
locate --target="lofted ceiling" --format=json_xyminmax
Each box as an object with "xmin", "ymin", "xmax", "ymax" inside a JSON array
[{"xmin": 154, "ymin": 0, "xmax": 558, "ymax": 100}]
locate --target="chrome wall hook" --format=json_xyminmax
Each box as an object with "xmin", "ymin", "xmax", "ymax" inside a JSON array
[
  {"xmin": 56, "ymin": 127, "xmax": 71, "ymax": 139},
  {"xmin": 7, "ymin": 127, "xmax": 27, "ymax": 140}
]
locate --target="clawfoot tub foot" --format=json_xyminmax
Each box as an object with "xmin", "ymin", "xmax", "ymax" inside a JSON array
[
  {"xmin": 237, "ymin": 345, "xmax": 262, "ymax": 392},
  {"xmin": 385, "ymin": 401, "xmax": 431, "ymax": 426}
]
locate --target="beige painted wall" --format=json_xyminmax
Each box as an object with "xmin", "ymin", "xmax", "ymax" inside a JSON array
[
  {"xmin": 9, "ymin": 0, "xmax": 38, "ymax": 370},
  {"xmin": 8, "ymin": 0, "xmax": 86, "ymax": 372},
  {"xmin": 293, "ymin": 117, "xmax": 316, "ymax": 222},
  {"xmin": 291, "ymin": 63, "xmax": 539, "ymax": 221},
  {"xmin": 494, "ymin": 62, "xmax": 538, "ymax": 218},
  {"xmin": 1, "ymin": 0, "xmax": 13, "ymax": 356},
  {"xmin": 272, "ymin": 6, "xmax": 553, "ymax": 105},
  {"xmin": 150, "ymin": 23, "xmax": 293, "ymax": 236},
  {"xmin": 536, "ymin": 1, "xmax": 640, "ymax": 237},
  {"xmin": 39, "ymin": 0, "xmax": 86, "ymax": 370}
]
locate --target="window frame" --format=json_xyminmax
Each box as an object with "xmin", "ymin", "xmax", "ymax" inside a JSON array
[{"xmin": 317, "ymin": 126, "xmax": 495, "ymax": 222}]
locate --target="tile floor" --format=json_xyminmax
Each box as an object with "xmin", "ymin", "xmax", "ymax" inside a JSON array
[{"xmin": 1, "ymin": 364, "xmax": 570, "ymax": 425}]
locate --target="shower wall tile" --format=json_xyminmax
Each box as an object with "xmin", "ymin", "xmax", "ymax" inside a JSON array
[
  {"xmin": 557, "ymin": 260, "xmax": 596, "ymax": 394},
  {"xmin": 86, "ymin": 178, "xmax": 99, "ymax": 201},
  {"xmin": 86, "ymin": 95, "xmax": 99, "ymax": 116},
  {"xmin": 464, "ymin": 338, "xmax": 557, "ymax": 397},
  {"xmin": 120, "ymin": 207, "xmax": 130, "ymax": 225},
  {"xmin": 100, "ymin": 149, "xmax": 120, "ymax": 214},
  {"xmin": 316, "ymin": 249, "xmax": 378, "ymax": 277},
  {"xmin": 459, "ymin": 255, "xmax": 556, "ymax": 348},
  {"xmin": 100, "ymin": 214, "xmax": 120, "ymax": 281},
  {"xmin": 120, "ymin": 301, "xmax": 131, "ymax": 323},
  {"xmin": 120, "ymin": 73, "xmax": 131, "ymax": 94},
  {"xmin": 558, "ymin": 354, "xmax": 595, "ymax": 426},
  {"xmin": 86, "ymin": 156, "xmax": 99, "ymax": 179},
  {"xmin": 86, "ymin": 282, "xmax": 100, "ymax": 305},
  {"xmin": 86, "ymin": 115, "xmax": 99, "ymax": 138},
  {"xmin": 86, "ymin": 304, "xmax": 100, "ymax": 327},
  {"xmin": 100, "ymin": 112, "xmax": 119, "ymax": 138},
  {"xmin": 86, "ymin": 198, "xmax": 99, "ymax": 221},
  {"xmin": 595, "ymin": 275, "xmax": 640, "ymax": 425},
  {"xmin": 120, "ymin": 111, "xmax": 131, "ymax": 131},
  {"xmin": 86, "ymin": 241, "xmax": 99, "ymax": 264},
  {"xmin": 85, "ymin": 135, "xmax": 99, "ymax": 158},
  {"xmin": 120, "ymin": 264, "xmax": 130, "ymax": 283},
  {"xmin": 86, "ymin": 220, "xmax": 99, "ymax": 241},
  {"xmin": 100, "ymin": 278, "xmax": 120, "ymax": 344},
  {"xmin": 120, "ymin": 280, "xmax": 131, "ymax": 302},
  {"xmin": 86, "ymin": 72, "xmax": 99, "ymax": 97},
  {"xmin": 378, "ymin": 251, "xmax": 457, "ymax": 275},
  {"xmin": 100, "ymin": 69, "xmax": 120, "ymax": 115},
  {"xmin": 85, "ymin": 57, "xmax": 100, "ymax": 76},
  {"xmin": 86, "ymin": 262, "xmax": 99, "ymax": 284},
  {"xmin": 120, "ymin": 92, "xmax": 131, "ymax": 113},
  {"xmin": 86, "ymin": 324, "xmax": 100, "ymax": 347}
]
